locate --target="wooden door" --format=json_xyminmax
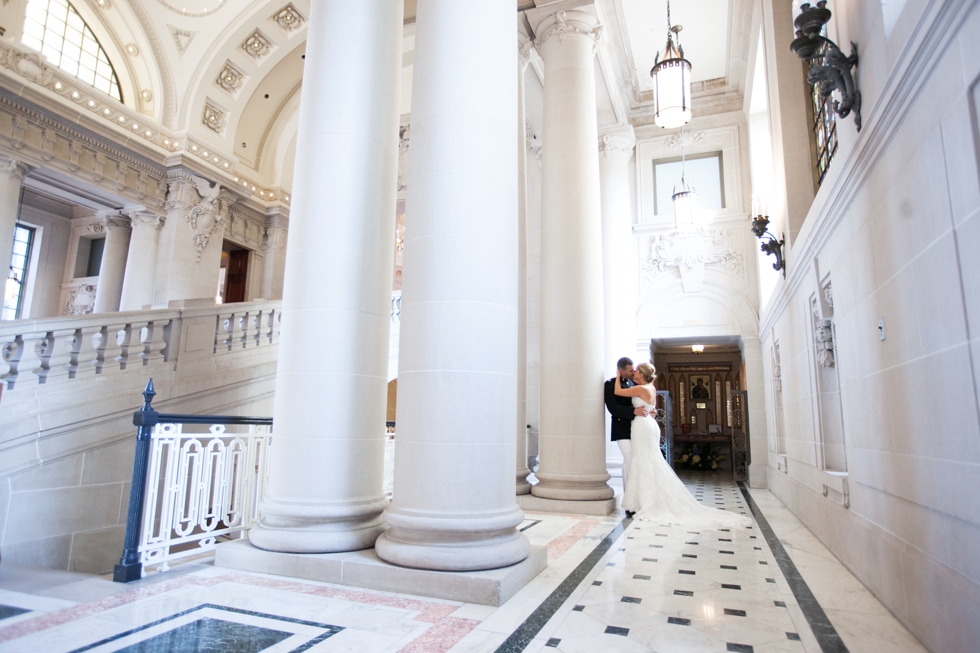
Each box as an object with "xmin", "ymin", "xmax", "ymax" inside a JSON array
[{"xmin": 225, "ymin": 249, "xmax": 249, "ymax": 303}]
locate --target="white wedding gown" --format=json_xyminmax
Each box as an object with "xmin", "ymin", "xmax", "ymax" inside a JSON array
[{"xmin": 621, "ymin": 394, "xmax": 751, "ymax": 527}]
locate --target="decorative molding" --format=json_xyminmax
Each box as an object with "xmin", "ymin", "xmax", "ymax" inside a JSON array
[
  {"xmin": 63, "ymin": 284, "xmax": 97, "ymax": 316},
  {"xmin": 812, "ymin": 297, "xmax": 835, "ymax": 368},
  {"xmin": 641, "ymin": 226, "xmax": 745, "ymax": 293},
  {"xmin": 518, "ymin": 41, "xmax": 534, "ymax": 71},
  {"xmin": 102, "ymin": 214, "xmax": 132, "ymax": 230},
  {"xmin": 2, "ymin": 157, "xmax": 29, "ymax": 181},
  {"xmin": 1, "ymin": 50, "xmax": 55, "ymax": 86},
  {"xmin": 665, "ymin": 131, "xmax": 706, "ymax": 149},
  {"xmin": 124, "ymin": 0, "xmax": 175, "ymax": 128},
  {"xmin": 273, "ymin": 4, "xmax": 305, "ymax": 33},
  {"xmin": 242, "ymin": 30, "xmax": 274, "ymax": 61},
  {"xmin": 127, "ymin": 209, "xmax": 165, "ymax": 229},
  {"xmin": 154, "ymin": 0, "xmax": 227, "ymax": 18},
  {"xmin": 124, "ymin": 43, "xmax": 140, "ymax": 57},
  {"xmin": 203, "ymin": 100, "xmax": 226, "ymax": 133},
  {"xmin": 216, "ymin": 61, "xmax": 245, "ymax": 94},
  {"xmin": 168, "ymin": 25, "xmax": 196, "ymax": 56}
]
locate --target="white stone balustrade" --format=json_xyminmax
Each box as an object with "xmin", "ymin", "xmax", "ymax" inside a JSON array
[{"xmin": 0, "ymin": 300, "xmax": 282, "ymax": 392}]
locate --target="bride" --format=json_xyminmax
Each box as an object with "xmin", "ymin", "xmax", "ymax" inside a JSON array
[{"xmin": 614, "ymin": 363, "xmax": 751, "ymax": 527}]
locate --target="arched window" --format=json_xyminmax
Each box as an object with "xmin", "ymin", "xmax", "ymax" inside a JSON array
[{"xmin": 22, "ymin": 0, "xmax": 122, "ymax": 102}]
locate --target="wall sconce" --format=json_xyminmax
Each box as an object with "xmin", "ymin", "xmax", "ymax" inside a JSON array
[
  {"xmin": 790, "ymin": 1, "xmax": 861, "ymax": 130},
  {"xmin": 751, "ymin": 215, "xmax": 786, "ymax": 277}
]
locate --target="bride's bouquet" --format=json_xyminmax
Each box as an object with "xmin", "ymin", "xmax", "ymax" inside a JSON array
[{"xmin": 676, "ymin": 443, "xmax": 725, "ymax": 471}]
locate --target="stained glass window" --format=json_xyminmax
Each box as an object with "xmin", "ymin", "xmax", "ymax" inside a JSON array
[
  {"xmin": 4, "ymin": 225, "xmax": 35, "ymax": 321},
  {"xmin": 22, "ymin": 0, "xmax": 122, "ymax": 102}
]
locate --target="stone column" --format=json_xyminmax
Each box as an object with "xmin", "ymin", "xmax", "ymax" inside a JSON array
[
  {"xmin": 599, "ymin": 127, "xmax": 637, "ymax": 376},
  {"xmin": 375, "ymin": 0, "xmax": 529, "ymax": 571},
  {"xmin": 93, "ymin": 214, "xmax": 132, "ymax": 313},
  {"xmin": 248, "ymin": 0, "xmax": 403, "ymax": 553},
  {"xmin": 516, "ymin": 37, "xmax": 533, "ymax": 496},
  {"xmin": 0, "ymin": 156, "xmax": 28, "ymax": 278},
  {"xmin": 259, "ymin": 212, "xmax": 287, "ymax": 300},
  {"xmin": 530, "ymin": 8, "xmax": 613, "ymax": 502},
  {"xmin": 119, "ymin": 211, "xmax": 165, "ymax": 311},
  {"xmin": 598, "ymin": 127, "xmax": 637, "ymax": 477}
]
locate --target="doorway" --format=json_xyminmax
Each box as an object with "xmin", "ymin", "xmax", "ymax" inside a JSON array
[{"xmin": 219, "ymin": 241, "xmax": 249, "ymax": 304}]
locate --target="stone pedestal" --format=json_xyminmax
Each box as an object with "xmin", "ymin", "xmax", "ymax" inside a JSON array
[
  {"xmin": 529, "ymin": 8, "xmax": 613, "ymax": 503},
  {"xmin": 93, "ymin": 215, "xmax": 131, "ymax": 313},
  {"xmin": 215, "ymin": 539, "xmax": 547, "ymax": 606},
  {"xmin": 247, "ymin": 0, "xmax": 403, "ymax": 553},
  {"xmin": 375, "ymin": 0, "xmax": 529, "ymax": 572},
  {"xmin": 119, "ymin": 211, "xmax": 165, "ymax": 311}
]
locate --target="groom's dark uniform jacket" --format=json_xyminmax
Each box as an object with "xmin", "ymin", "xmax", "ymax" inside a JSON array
[{"xmin": 605, "ymin": 376, "xmax": 634, "ymax": 441}]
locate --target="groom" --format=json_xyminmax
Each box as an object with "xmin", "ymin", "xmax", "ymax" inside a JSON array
[{"xmin": 604, "ymin": 357, "xmax": 651, "ymax": 511}]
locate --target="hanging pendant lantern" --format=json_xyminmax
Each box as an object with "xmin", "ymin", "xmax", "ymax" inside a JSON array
[
  {"xmin": 672, "ymin": 173, "xmax": 699, "ymax": 227},
  {"xmin": 650, "ymin": 2, "xmax": 692, "ymax": 130}
]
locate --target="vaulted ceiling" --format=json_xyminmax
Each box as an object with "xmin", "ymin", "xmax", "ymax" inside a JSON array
[{"xmin": 0, "ymin": 0, "xmax": 750, "ymax": 196}]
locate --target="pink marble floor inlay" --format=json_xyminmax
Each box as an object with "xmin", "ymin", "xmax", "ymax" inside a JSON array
[
  {"xmin": 546, "ymin": 518, "xmax": 602, "ymax": 561},
  {"xmin": 397, "ymin": 617, "xmax": 481, "ymax": 653}
]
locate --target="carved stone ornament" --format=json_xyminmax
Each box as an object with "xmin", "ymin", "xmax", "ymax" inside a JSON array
[
  {"xmin": 168, "ymin": 25, "xmax": 195, "ymax": 56},
  {"xmin": 216, "ymin": 62, "xmax": 244, "ymax": 93},
  {"xmin": 85, "ymin": 221, "xmax": 106, "ymax": 234},
  {"xmin": 666, "ymin": 131, "xmax": 705, "ymax": 149},
  {"xmin": 519, "ymin": 41, "xmax": 534, "ymax": 70},
  {"xmin": 127, "ymin": 210, "xmax": 165, "ymax": 230},
  {"xmin": 242, "ymin": 30, "xmax": 273, "ymax": 60},
  {"xmin": 599, "ymin": 133, "xmax": 635, "ymax": 158},
  {"xmin": 537, "ymin": 10, "xmax": 603, "ymax": 53},
  {"xmin": 815, "ymin": 318, "xmax": 835, "ymax": 367},
  {"xmin": 824, "ymin": 283, "xmax": 834, "ymax": 308},
  {"xmin": 771, "ymin": 342, "xmax": 782, "ymax": 394},
  {"xmin": 3, "ymin": 158, "xmax": 28, "ymax": 181},
  {"xmin": 641, "ymin": 227, "xmax": 745, "ymax": 293},
  {"xmin": 203, "ymin": 101, "xmax": 226, "ymax": 133},
  {"xmin": 64, "ymin": 285, "xmax": 97, "ymax": 315},
  {"xmin": 3, "ymin": 50, "xmax": 56, "ymax": 86},
  {"xmin": 185, "ymin": 176, "xmax": 223, "ymax": 261},
  {"xmin": 273, "ymin": 4, "xmax": 305, "ymax": 32}
]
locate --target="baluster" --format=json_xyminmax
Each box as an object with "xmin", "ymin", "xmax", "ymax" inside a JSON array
[
  {"xmin": 237, "ymin": 312, "xmax": 249, "ymax": 349},
  {"xmin": 216, "ymin": 313, "xmax": 235, "ymax": 351},
  {"xmin": 139, "ymin": 320, "xmax": 169, "ymax": 365},
  {"xmin": 1, "ymin": 334, "xmax": 24, "ymax": 389},
  {"xmin": 13, "ymin": 331, "xmax": 50, "ymax": 387},
  {"xmin": 98, "ymin": 323, "xmax": 126, "ymax": 375},
  {"xmin": 44, "ymin": 328, "xmax": 77, "ymax": 384},
  {"xmin": 228, "ymin": 313, "xmax": 244, "ymax": 350},
  {"xmin": 73, "ymin": 325, "xmax": 103, "ymax": 380},
  {"xmin": 250, "ymin": 312, "xmax": 262, "ymax": 348},
  {"xmin": 264, "ymin": 310, "xmax": 275, "ymax": 345},
  {"xmin": 115, "ymin": 323, "xmax": 138, "ymax": 370}
]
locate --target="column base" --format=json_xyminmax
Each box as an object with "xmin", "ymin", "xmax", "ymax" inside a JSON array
[
  {"xmin": 516, "ymin": 471, "xmax": 532, "ymax": 495},
  {"xmin": 375, "ymin": 506, "xmax": 530, "ymax": 571},
  {"xmin": 517, "ymin": 494, "xmax": 617, "ymax": 516},
  {"xmin": 248, "ymin": 497, "xmax": 388, "ymax": 553},
  {"xmin": 215, "ymin": 539, "xmax": 547, "ymax": 606},
  {"xmin": 531, "ymin": 473, "xmax": 614, "ymax": 501}
]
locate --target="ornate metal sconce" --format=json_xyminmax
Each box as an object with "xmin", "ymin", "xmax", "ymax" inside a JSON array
[
  {"xmin": 751, "ymin": 215, "xmax": 786, "ymax": 277},
  {"xmin": 790, "ymin": 1, "xmax": 861, "ymax": 130}
]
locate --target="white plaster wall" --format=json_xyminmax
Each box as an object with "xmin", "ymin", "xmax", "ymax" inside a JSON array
[
  {"xmin": 756, "ymin": 0, "xmax": 980, "ymax": 649},
  {"xmin": 17, "ymin": 199, "xmax": 71, "ymax": 320}
]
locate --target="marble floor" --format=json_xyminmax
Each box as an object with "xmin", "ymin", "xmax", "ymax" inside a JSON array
[{"xmin": 0, "ymin": 473, "xmax": 928, "ymax": 653}]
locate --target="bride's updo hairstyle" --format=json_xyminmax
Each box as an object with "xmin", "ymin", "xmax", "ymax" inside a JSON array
[{"xmin": 637, "ymin": 363, "xmax": 656, "ymax": 383}]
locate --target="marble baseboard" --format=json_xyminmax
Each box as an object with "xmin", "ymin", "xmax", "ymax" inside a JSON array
[
  {"xmin": 213, "ymin": 539, "xmax": 548, "ymax": 606},
  {"xmin": 517, "ymin": 494, "xmax": 617, "ymax": 516}
]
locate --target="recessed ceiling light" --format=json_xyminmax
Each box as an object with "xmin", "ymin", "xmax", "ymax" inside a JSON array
[
  {"xmin": 87, "ymin": 100, "xmax": 95, "ymax": 107},
  {"xmin": 71, "ymin": 91, "xmax": 79, "ymax": 98}
]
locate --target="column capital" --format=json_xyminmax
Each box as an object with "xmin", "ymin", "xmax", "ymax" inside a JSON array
[
  {"xmin": 0, "ymin": 155, "xmax": 30, "ymax": 181},
  {"xmin": 518, "ymin": 37, "xmax": 534, "ymax": 72},
  {"xmin": 599, "ymin": 126, "xmax": 636, "ymax": 159},
  {"xmin": 126, "ymin": 209, "xmax": 166, "ymax": 230},
  {"xmin": 533, "ymin": 9, "xmax": 602, "ymax": 53},
  {"xmin": 98, "ymin": 212, "xmax": 133, "ymax": 231}
]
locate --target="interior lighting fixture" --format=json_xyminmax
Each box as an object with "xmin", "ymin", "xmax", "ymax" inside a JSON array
[
  {"xmin": 202, "ymin": 151, "xmax": 209, "ymax": 157},
  {"xmin": 87, "ymin": 100, "xmax": 95, "ymax": 107},
  {"xmin": 54, "ymin": 82, "xmax": 63, "ymax": 90},
  {"xmin": 650, "ymin": 0, "xmax": 692, "ymax": 129},
  {"xmin": 790, "ymin": 1, "xmax": 861, "ymax": 129},
  {"xmin": 71, "ymin": 91, "xmax": 80, "ymax": 98},
  {"xmin": 691, "ymin": 344, "xmax": 705, "ymax": 354},
  {"xmin": 191, "ymin": 145, "xmax": 198, "ymax": 151},
  {"xmin": 118, "ymin": 116, "xmax": 126, "ymax": 122},
  {"xmin": 751, "ymin": 215, "xmax": 786, "ymax": 276},
  {"xmin": 132, "ymin": 123, "xmax": 140, "ymax": 130},
  {"xmin": 672, "ymin": 129, "xmax": 699, "ymax": 228},
  {"xmin": 145, "ymin": 130, "xmax": 152, "ymax": 137},
  {"xmin": 223, "ymin": 163, "xmax": 229, "ymax": 168},
  {"xmin": 103, "ymin": 108, "xmax": 111, "ymax": 115}
]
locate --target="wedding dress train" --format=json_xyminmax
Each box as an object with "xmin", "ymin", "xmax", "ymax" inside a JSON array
[{"xmin": 621, "ymin": 395, "xmax": 752, "ymax": 527}]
